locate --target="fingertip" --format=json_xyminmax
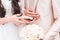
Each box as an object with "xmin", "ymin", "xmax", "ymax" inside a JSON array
[{"xmin": 16, "ymin": 14, "xmax": 22, "ymax": 17}]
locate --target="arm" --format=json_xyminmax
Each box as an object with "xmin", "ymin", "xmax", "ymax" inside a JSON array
[
  {"xmin": 0, "ymin": 14, "xmax": 31, "ymax": 26},
  {"xmin": 36, "ymin": 0, "xmax": 54, "ymax": 38},
  {"xmin": 44, "ymin": 0, "xmax": 60, "ymax": 40},
  {"xmin": 44, "ymin": 18, "xmax": 60, "ymax": 40},
  {"xmin": 0, "ymin": 17, "xmax": 10, "ymax": 25},
  {"xmin": 25, "ymin": 0, "xmax": 54, "ymax": 39}
]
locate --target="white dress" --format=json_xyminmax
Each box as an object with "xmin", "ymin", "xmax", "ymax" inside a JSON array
[{"xmin": 0, "ymin": 0, "xmax": 20, "ymax": 40}]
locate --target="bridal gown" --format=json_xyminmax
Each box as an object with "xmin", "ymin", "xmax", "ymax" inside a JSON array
[{"xmin": 0, "ymin": 0, "xmax": 20, "ymax": 40}]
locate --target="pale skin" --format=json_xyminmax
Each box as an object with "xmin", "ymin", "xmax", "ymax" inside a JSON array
[{"xmin": 0, "ymin": 9, "xmax": 40, "ymax": 26}]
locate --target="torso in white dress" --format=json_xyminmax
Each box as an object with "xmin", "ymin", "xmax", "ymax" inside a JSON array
[{"xmin": 0, "ymin": 0, "xmax": 20, "ymax": 40}]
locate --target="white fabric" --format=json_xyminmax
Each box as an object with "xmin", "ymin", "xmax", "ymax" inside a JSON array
[
  {"xmin": 25, "ymin": 0, "xmax": 54, "ymax": 37},
  {"xmin": 24, "ymin": 0, "xmax": 60, "ymax": 40},
  {"xmin": 19, "ymin": 0, "xmax": 54, "ymax": 40},
  {"xmin": 44, "ymin": 0, "xmax": 60, "ymax": 40},
  {"xmin": 0, "ymin": 0, "xmax": 60, "ymax": 40},
  {"xmin": 19, "ymin": 24, "xmax": 44, "ymax": 40},
  {"xmin": 52, "ymin": 0, "xmax": 60, "ymax": 18},
  {"xmin": 0, "ymin": 0, "xmax": 20, "ymax": 40},
  {"xmin": 44, "ymin": 18, "xmax": 60, "ymax": 40}
]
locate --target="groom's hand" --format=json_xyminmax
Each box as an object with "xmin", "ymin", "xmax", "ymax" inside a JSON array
[{"xmin": 24, "ymin": 9, "xmax": 40, "ymax": 21}]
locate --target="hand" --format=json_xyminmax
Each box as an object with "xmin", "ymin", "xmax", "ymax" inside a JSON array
[
  {"xmin": 8, "ymin": 14, "xmax": 31, "ymax": 26},
  {"xmin": 25, "ymin": 9, "xmax": 40, "ymax": 21},
  {"xmin": 20, "ymin": 15, "xmax": 34, "ymax": 24}
]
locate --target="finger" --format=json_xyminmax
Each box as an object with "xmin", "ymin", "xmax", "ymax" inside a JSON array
[
  {"xmin": 25, "ymin": 8, "xmax": 37, "ymax": 14},
  {"xmin": 16, "ymin": 14, "xmax": 22, "ymax": 17},
  {"xmin": 26, "ymin": 14, "xmax": 40, "ymax": 20},
  {"xmin": 25, "ymin": 8, "xmax": 38, "ymax": 15},
  {"xmin": 26, "ymin": 9, "xmax": 33, "ymax": 12},
  {"xmin": 26, "ymin": 14, "xmax": 39, "ymax": 18},
  {"xmin": 17, "ymin": 16, "xmax": 33, "ymax": 24},
  {"xmin": 26, "ymin": 8, "xmax": 33, "ymax": 11},
  {"xmin": 22, "ymin": 19, "xmax": 32, "ymax": 24},
  {"xmin": 14, "ymin": 22, "xmax": 22, "ymax": 26},
  {"xmin": 28, "ymin": 14, "xmax": 39, "ymax": 17},
  {"xmin": 33, "ymin": 16, "xmax": 40, "ymax": 20},
  {"xmin": 15, "ymin": 23, "xmax": 21, "ymax": 26},
  {"xmin": 25, "ymin": 11, "xmax": 38, "ymax": 16},
  {"xmin": 17, "ymin": 16, "xmax": 24, "ymax": 20},
  {"xmin": 25, "ymin": 9, "xmax": 33, "ymax": 13},
  {"xmin": 17, "ymin": 17, "xmax": 30, "ymax": 24},
  {"xmin": 28, "ymin": 12, "xmax": 38, "ymax": 15},
  {"xmin": 25, "ymin": 9, "xmax": 33, "ymax": 15},
  {"xmin": 16, "ymin": 19, "xmax": 25, "ymax": 24},
  {"xmin": 24, "ymin": 9, "xmax": 30, "ymax": 14}
]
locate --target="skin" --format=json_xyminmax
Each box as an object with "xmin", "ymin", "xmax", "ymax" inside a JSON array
[{"xmin": 0, "ymin": 9, "xmax": 40, "ymax": 26}]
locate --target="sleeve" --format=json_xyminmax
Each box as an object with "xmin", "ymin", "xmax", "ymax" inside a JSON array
[
  {"xmin": 44, "ymin": 0, "xmax": 60, "ymax": 40},
  {"xmin": 52, "ymin": 0, "xmax": 60, "ymax": 19},
  {"xmin": 44, "ymin": 18, "xmax": 60, "ymax": 40},
  {"xmin": 36, "ymin": 0, "xmax": 54, "ymax": 38}
]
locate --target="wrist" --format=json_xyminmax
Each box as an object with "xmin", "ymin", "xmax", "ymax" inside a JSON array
[
  {"xmin": 3, "ymin": 17, "xmax": 10, "ymax": 24},
  {"xmin": 5, "ymin": 17, "xmax": 12, "ymax": 22},
  {"xmin": 0, "ymin": 17, "xmax": 10, "ymax": 25}
]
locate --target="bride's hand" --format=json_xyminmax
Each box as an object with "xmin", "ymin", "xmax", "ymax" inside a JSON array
[{"xmin": 8, "ymin": 14, "xmax": 31, "ymax": 26}]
